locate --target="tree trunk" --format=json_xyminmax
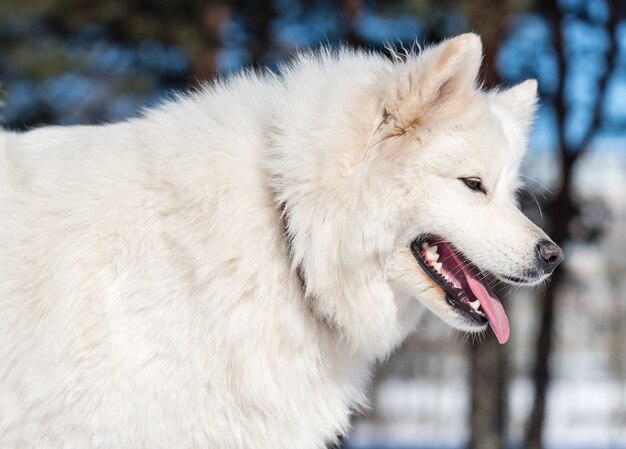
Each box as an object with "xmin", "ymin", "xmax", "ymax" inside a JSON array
[
  {"xmin": 244, "ymin": 0, "xmax": 276, "ymax": 69},
  {"xmin": 468, "ymin": 327, "xmax": 509, "ymax": 449},
  {"xmin": 190, "ymin": 2, "xmax": 231, "ymax": 85},
  {"xmin": 340, "ymin": 0, "xmax": 364, "ymax": 48},
  {"xmin": 464, "ymin": 4, "xmax": 510, "ymax": 447},
  {"xmin": 524, "ymin": 266, "xmax": 563, "ymax": 449}
]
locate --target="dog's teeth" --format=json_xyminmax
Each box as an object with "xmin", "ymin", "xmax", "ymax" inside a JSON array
[
  {"xmin": 423, "ymin": 243, "xmax": 440, "ymax": 264},
  {"xmin": 434, "ymin": 262, "xmax": 442, "ymax": 273},
  {"xmin": 469, "ymin": 300, "xmax": 480, "ymax": 311}
]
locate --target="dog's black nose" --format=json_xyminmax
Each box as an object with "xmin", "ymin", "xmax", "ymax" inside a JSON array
[{"xmin": 536, "ymin": 239, "xmax": 564, "ymax": 273}]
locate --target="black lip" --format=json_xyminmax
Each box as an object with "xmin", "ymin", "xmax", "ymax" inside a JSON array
[
  {"xmin": 500, "ymin": 271, "xmax": 544, "ymax": 285},
  {"xmin": 410, "ymin": 236, "xmax": 488, "ymax": 326},
  {"xmin": 501, "ymin": 275, "xmax": 530, "ymax": 284}
]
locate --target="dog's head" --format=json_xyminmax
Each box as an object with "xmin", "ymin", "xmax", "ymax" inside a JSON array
[
  {"xmin": 269, "ymin": 34, "xmax": 563, "ymax": 356},
  {"xmin": 379, "ymin": 34, "xmax": 563, "ymax": 344}
]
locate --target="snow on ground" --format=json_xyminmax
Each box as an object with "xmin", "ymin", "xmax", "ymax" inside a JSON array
[{"xmin": 347, "ymin": 377, "xmax": 626, "ymax": 449}]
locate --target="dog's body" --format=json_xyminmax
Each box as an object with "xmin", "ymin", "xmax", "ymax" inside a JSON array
[{"xmin": 0, "ymin": 35, "xmax": 561, "ymax": 448}]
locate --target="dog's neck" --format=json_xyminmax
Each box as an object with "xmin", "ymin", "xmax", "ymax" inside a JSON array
[{"xmin": 278, "ymin": 202, "xmax": 307, "ymax": 291}]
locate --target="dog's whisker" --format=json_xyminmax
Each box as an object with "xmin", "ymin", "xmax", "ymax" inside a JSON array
[
  {"xmin": 519, "ymin": 174, "xmax": 554, "ymax": 196},
  {"xmin": 519, "ymin": 185, "xmax": 545, "ymax": 220}
]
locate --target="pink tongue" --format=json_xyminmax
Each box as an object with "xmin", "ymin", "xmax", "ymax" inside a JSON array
[
  {"xmin": 466, "ymin": 276, "xmax": 510, "ymax": 345},
  {"xmin": 431, "ymin": 241, "xmax": 510, "ymax": 344}
]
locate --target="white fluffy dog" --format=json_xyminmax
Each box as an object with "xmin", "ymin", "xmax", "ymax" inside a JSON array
[{"xmin": 0, "ymin": 34, "xmax": 562, "ymax": 448}]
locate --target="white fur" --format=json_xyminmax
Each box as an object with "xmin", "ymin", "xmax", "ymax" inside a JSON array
[{"xmin": 0, "ymin": 34, "xmax": 547, "ymax": 448}]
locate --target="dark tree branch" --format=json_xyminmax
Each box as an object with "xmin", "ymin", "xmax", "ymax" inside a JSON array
[
  {"xmin": 553, "ymin": 0, "xmax": 622, "ymax": 168},
  {"xmin": 575, "ymin": 0, "xmax": 623, "ymax": 160},
  {"xmin": 547, "ymin": 0, "xmax": 566, "ymax": 153}
]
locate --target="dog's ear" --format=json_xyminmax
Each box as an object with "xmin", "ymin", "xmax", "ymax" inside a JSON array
[
  {"xmin": 493, "ymin": 79, "xmax": 539, "ymax": 134},
  {"xmin": 381, "ymin": 33, "xmax": 483, "ymax": 134}
]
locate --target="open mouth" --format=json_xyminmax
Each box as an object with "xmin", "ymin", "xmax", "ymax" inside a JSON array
[{"xmin": 410, "ymin": 235, "xmax": 510, "ymax": 344}]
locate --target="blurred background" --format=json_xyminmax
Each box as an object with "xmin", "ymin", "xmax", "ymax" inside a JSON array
[{"xmin": 1, "ymin": 0, "xmax": 625, "ymax": 448}]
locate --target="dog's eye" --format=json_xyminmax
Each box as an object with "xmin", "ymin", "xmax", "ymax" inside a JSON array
[{"xmin": 460, "ymin": 177, "xmax": 486, "ymax": 194}]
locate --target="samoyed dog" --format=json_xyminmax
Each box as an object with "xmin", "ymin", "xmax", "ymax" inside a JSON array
[{"xmin": 0, "ymin": 34, "xmax": 562, "ymax": 448}]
